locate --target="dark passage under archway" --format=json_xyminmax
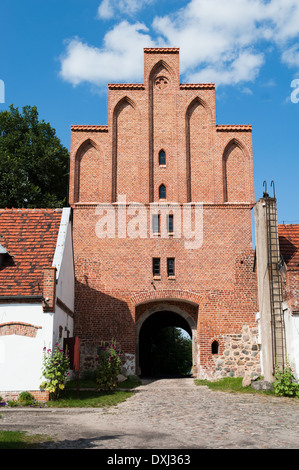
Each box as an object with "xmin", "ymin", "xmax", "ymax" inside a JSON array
[{"xmin": 139, "ymin": 311, "xmax": 192, "ymax": 378}]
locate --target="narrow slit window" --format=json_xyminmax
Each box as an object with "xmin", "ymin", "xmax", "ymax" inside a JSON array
[
  {"xmin": 167, "ymin": 214, "xmax": 174, "ymax": 233},
  {"xmin": 167, "ymin": 257, "xmax": 175, "ymax": 277},
  {"xmin": 153, "ymin": 258, "xmax": 161, "ymax": 277},
  {"xmin": 211, "ymin": 340, "xmax": 219, "ymax": 355},
  {"xmin": 152, "ymin": 214, "xmax": 160, "ymax": 234},
  {"xmin": 159, "ymin": 184, "xmax": 166, "ymax": 199},
  {"xmin": 159, "ymin": 150, "xmax": 166, "ymax": 166}
]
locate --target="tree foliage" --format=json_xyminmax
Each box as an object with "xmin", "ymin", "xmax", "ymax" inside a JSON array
[
  {"xmin": 0, "ymin": 104, "xmax": 69, "ymax": 208},
  {"xmin": 150, "ymin": 327, "xmax": 192, "ymax": 376}
]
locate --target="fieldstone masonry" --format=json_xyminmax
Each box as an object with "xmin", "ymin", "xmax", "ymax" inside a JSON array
[
  {"xmin": 213, "ymin": 326, "xmax": 261, "ymax": 380},
  {"xmin": 79, "ymin": 342, "xmax": 135, "ymax": 376}
]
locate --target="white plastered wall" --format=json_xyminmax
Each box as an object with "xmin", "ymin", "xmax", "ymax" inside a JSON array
[
  {"xmin": 283, "ymin": 302, "xmax": 299, "ymax": 380},
  {"xmin": 52, "ymin": 208, "xmax": 74, "ymax": 345},
  {"xmin": 0, "ymin": 208, "xmax": 75, "ymax": 393},
  {"xmin": 0, "ymin": 303, "xmax": 54, "ymax": 391}
]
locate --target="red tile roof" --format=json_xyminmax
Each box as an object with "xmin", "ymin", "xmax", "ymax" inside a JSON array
[
  {"xmin": 71, "ymin": 125, "xmax": 108, "ymax": 132},
  {"xmin": 0, "ymin": 209, "xmax": 62, "ymax": 297},
  {"xmin": 180, "ymin": 83, "xmax": 215, "ymax": 90},
  {"xmin": 108, "ymin": 84, "xmax": 145, "ymax": 90},
  {"xmin": 278, "ymin": 224, "xmax": 299, "ymax": 271},
  {"xmin": 216, "ymin": 125, "xmax": 252, "ymax": 132},
  {"xmin": 144, "ymin": 48, "xmax": 179, "ymax": 53}
]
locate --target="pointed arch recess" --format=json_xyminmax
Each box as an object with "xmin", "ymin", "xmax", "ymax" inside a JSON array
[
  {"xmin": 222, "ymin": 138, "xmax": 249, "ymax": 203},
  {"xmin": 149, "ymin": 59, "xmax": 176, "ymax": 84},
  {"xmin": 112, "ymin": 96, "xmax": 139, "ymax": 202},
  {"xmin": 185, "ymin": 97, "xmax": 212, "ymax": 202},
  {"xmin": 149, "ymin": 60, "xmax": 176, "ymax": 202},
  {"xmin": 74, "ymin": 138, "xmax": 101, "ymax": 203}
]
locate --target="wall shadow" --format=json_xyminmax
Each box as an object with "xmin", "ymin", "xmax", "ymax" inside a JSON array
[{"xmin": 74, "ymin": 279, "xmax": 135, "ymax": 372}]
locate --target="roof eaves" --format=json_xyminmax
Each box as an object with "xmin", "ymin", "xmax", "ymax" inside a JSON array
[
  {"xmin": 52, "ymin": 208, "xmax": 71, "ymax": 280},
  {"xmin": 0, "ymin": 243, "xmax": 8, "ymax": 254}
]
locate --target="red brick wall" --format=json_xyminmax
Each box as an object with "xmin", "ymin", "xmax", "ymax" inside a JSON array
[
  {"xmin": 0, "ymin": 322, "xmax": 41, "ymax": 337},
  {"xmin": 69, "ymin": 48, "xmax": 258, "ymax": 378},
  {"xmin": 42, "ymin": 267, "xmax": 56, "ymax": 312},
  {"xmin": 284, "ymin": 271, "xmax": 299, "ymax": 313},
  {"xmin": 0, "ymin": 390, "xmax": 49, "ymax": 403}
]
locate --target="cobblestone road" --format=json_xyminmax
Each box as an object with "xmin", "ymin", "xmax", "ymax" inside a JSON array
[{"xmin": 1, "ymin": 378, "xmax": 299, "ymax": 449}]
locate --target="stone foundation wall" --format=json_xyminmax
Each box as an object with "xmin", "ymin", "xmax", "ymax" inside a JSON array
[
  {"xmin": 212, "ymin": 325, "xmax": 261, "ymax": 380},
  {"xmin": 79, "ymin": 342, "xmax": 135, "ymax": 377}
]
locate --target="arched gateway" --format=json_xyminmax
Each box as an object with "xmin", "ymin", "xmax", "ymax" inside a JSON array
[{"xmin": 135, "ymin": 301, "xmax": 198, "ymax": 376}]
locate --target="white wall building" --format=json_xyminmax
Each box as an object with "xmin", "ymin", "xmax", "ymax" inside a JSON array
[
  {"xmin": 279, "ymin": 224, "xmax": 299, "ymax": 380},
  {"xmin": 254, "ymin": 195, "xmax": 299, "ymax": 382},
  {"xmin": 0, "ymin": 208, "xmax": 74, "ymax": 401}
]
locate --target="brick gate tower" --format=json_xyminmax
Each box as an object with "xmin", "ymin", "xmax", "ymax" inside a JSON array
[{"xmin": 69, "ymin": 48, "xmax": 260, "ymax": 379}]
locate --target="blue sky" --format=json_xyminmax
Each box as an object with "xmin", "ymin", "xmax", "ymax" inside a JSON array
[{"xmin": 1, "ymin": 0, "xmax": 298, "ymax": 225}]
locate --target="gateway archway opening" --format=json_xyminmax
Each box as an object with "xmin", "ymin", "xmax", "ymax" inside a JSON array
[{"xmin": 138, "ymin": 311, "xmax": 193, "ymax": 378}]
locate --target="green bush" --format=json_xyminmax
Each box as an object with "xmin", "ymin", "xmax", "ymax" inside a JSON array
[
  {"xmin": 17, "ymin": 391, "xmax": 36, "ymax": 406},
  {"xmin": 96, "ymin": 340, "xmax": 122, "ymax": 391},
  {"xmin": 82, "ymin": 369, "xmax": 97, "ymax": 382},
  {"xmin": 273, "ymin": 363, "xmax": 299, "ymax": 398},
  {"xmin": 40, "ymin": 340, "xmax": 70, "ymax": 400},
  {"xmin": 7, "ymin": 400, "xmax": 19, "ymax": 407}
]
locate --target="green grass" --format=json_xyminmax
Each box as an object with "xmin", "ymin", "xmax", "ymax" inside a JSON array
[
  {"xmin": 45, "ymin": 389, "xmax": 134, "ymax": 408},
  {"xmin": 115, "ymin": 376, "xmax": 142, "ymax": 389},
  {"xmin": 0, "ymin": 376, "xmax": 140, "ymax": 410},
  {"xmin": 0, "ymin": 385, "xmax": 138, "ymax": 448},
  {"xmin": 66, "ymin": 378, "xmax": 97, "ymax": 389},
  {"xmin": 0, "ymin": 430, "xmax": 52, "ymax": 449},
  {"xmin": 66, "ymin": 375, "xmax": 141, "ymax": 391},
  {"xmin": 194, "ymin": 376, "xmax": 274, "ymax": 395}
]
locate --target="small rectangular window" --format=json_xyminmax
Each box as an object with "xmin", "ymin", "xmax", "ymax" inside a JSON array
[
  {"xmin": 167, "ymin": 214, "xmax": 174, "ymax": 233},
  {"xmin": 153, "ymin": 258, "xmax": 161, "ymax": 277},
  {"xmin": 152, "ymin": 214, "xmax": 160, "ymax": 234},
  {"xmin": 167, "ymin": 257, "xmax": 175, "ymax": 277}
]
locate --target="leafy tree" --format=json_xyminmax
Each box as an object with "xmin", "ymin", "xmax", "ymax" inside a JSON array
[
  {"xmin": 0, "ymin": 104, "xmax": 69, "ymax": 208},
  {"xmin": 150, "ymin": 327, "xmax": 192, "ymax": 376}
]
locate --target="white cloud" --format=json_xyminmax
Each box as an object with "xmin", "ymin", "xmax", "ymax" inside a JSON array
[
  {"xmin": 97, "ymin": 0, "xmax": 153, "ymax": 19},
  {"xmin": 60, "ymin": 22, "xmax": 158, "ymax": 86},
  {"xmin": 186, "ymin": 50, "xmax": 264, "ymax": 86},
  {"xmin": 97, "ymin": 0, "xmax": 114, "ymax": 19},
  {"xmin": 152, "ymin": 0, "xmax": 299, "ymax": 84},
  {"xmin": 242, "ymin": 87, "xmax": 254, "ymax": 96},
  {"xmin": 262, "ymin": 0, "xmax": 299, "ymax": 43},
  {"xmin": 282, "ymin": 44, "xmax": 299, "ymax": 67},
  {"xmin": 60, "ymin": 0, "xmax": 299, "ymax": 88}
]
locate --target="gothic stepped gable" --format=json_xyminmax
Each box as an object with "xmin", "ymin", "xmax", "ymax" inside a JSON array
[{"xmin": 69, "ymin": 48, "xmax": 259, "ymax": 379}]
